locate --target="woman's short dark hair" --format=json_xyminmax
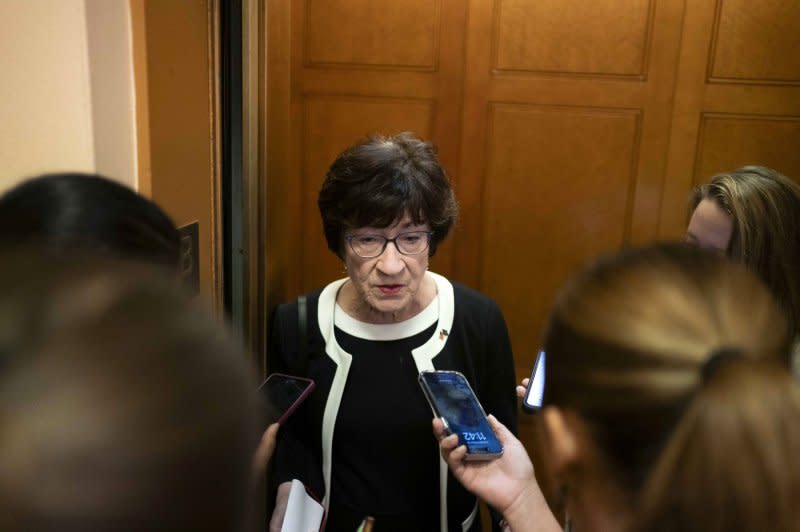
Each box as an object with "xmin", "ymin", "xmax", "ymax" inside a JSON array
[
  {"xmin": 318, "ymin": 132, "xmax": 458, "ymax": 258},
  {"xmin": 0, "ymin": 173, "xmax": 180, "ymax": 270}
]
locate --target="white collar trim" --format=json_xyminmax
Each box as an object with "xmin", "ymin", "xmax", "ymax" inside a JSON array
[
  {"xmin": 333, "ymin": 296, "xmax": 439, "ymax": 340},
  {"xmin": 315, "ymin": 271, "xmax": 454, "ymax": 532}
]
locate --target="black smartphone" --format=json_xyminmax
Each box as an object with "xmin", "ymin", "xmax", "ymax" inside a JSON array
[
  {"xmin": 522, "ymin": 350, "xmax": 546, "ymax": 413},
  {"xmin": 258, "ymin": 373, "xmax": 315, "ymax": 428},
  {"xmin": 418, "ymin": 370, "xmax": 503, "ymax": 460}
]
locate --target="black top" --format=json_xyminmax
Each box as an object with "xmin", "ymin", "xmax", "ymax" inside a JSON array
[
  {"xmin": 269, "ymin": 276, "xmax": 517, "ymax": 532},
  {"xmin": 327, "ymin": 323, "xmax": 439, "ymax": 531}
]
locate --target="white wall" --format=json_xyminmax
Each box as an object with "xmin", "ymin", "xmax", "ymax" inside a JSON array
[
  {"xmin": 0, "ymin": 0, "xmax": 137, "ymax": 193},
  {"xmin": 85, "ymin": 0, "xmax": 137, "ymax": 188}
]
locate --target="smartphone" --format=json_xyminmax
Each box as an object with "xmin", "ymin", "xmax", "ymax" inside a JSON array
[
  {"xmin": 522, "ymin": 350, "xmax": 546, "ymax": 413},
  {"xmin": 258, "ymin": 373, "xmax": 315, "ymax": 428},
  {"xmin": 418, "ymin": 370, "xmax": 503, "ymax": 460}
]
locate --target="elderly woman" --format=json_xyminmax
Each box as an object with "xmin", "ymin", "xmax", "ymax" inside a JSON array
[{"xmin": 269, "ymin": 132, "xmax": 517, "ymax": 532}]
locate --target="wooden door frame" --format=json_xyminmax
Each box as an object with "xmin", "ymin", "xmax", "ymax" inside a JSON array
[
  {"xmin": 130, "ymin": 0, "xmax": 225, "ymax": 311},
  {"xmin": 241, "ymin": 0, "xmax": 269, "ymax": 374}
]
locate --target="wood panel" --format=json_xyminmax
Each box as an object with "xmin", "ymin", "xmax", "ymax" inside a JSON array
[
  {"xmin": 132, "ymin": 0, "xmax": 222, "ymax": 305},
  {"xmin": 694, "ymin": 114, "xmax": 800, "ymax": 184},
  {"xmin": 457, "ymin": 0, "xmax": 683, "ymax": 330},
  {"xmin": 305, "ymin": 0, "xmax": 440, "ymax": 70},
  {"xmin": 300, "ymin": 96, "xmax": 434, "ymax": 292},
  {"xmin": 482, "ymin": 104, "xmax": 640, "ymax": 374},
  {"xmin": 493, "ymin": 0, "xmax": 654, "ymax": 78},
  {"xmin": 267, "ymin": 0, "xmax": 466, "ymax": 306},
  {"xmin": 660, "ymin": 0, "xmax": 800, "ymax": 236},
  {"xmin": 709, "ymin": 0, "xmax": 800, "ymax": 84}
]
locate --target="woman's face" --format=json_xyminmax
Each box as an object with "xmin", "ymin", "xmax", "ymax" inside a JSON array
[
  {"xmin": 342, "ymin": 213, "xmax": 431, "ymax": 322},
  {"xmin": 686, "ymin": 198, "xmax": 733, "ymax": 252}
]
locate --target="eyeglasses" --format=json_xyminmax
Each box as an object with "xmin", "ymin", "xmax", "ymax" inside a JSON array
[{"xmin": 345, "ymin": 231, "xmax": 433, "ymax": 258}]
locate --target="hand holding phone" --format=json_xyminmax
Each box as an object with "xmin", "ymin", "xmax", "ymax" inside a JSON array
[
  {"xmin": 522, "ymin": 351, "xmax": 546, "ymax": 413},
  {"xmin": 418, "ymin": 370, "xmax": 503, "ymax": 460},
  {"xmin": 258, "ymin": 373, "xmax": 315, "ymax": 428}
]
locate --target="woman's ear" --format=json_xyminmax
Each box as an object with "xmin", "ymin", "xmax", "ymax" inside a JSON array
[{"xmin": 541, "ymin": 406, "xmax": 581, "ymax": 478}]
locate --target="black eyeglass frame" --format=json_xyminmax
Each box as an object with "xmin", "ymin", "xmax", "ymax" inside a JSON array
[{"xmin": 344, "ymin": 231, "xmax": 434, "ymax": 259}]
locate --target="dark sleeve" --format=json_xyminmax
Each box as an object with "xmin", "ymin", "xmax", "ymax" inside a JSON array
[
  {"xmin": 479, "ymin": 299, "xmax": 518, "ymax": 436},
  {"xmin": 268, "ymin": 304, "xmax": 323, "ymax": 495},
  {"xmin": 479, "ymin": 301, "xmax": 519, "ymax": 532}
]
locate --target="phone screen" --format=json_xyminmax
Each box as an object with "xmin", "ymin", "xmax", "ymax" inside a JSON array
[
  {"xmin": 258, "ymin": 373, "xmax": 315, "ymax": 427},
  {"xmin": 418, "ymin": 370, "xmax": 503, "ymax": 459},
  {"xmin": 523, "ymin": 351, "xmax": 546, "ymax": 412}
]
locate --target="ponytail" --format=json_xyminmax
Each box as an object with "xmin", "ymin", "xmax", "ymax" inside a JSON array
[{"xmin": 634, "ymin": 356, "xmax": 800, "ymax": 532}]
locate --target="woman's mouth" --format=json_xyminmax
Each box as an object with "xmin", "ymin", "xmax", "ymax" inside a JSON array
[{"xmin": 377, "ymin": 284, "xmax": 403, "ymax": 295}]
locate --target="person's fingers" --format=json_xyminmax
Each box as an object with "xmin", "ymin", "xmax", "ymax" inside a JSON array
[
  {"xmin": 449, "ymin": 444, "xmax": 467, "ymax": 462},
  {"xmin": 521, "ymin": 378, "xmax": 530, "ymax": 387},
  {"xmin": 432, "ymin": 417, "xmax": 446, "ymax": 439},
  {"xmin": 487, "ymin": 414, "xmax": 514, "ymax": 444},
  {"xmin": 269, "ymin": 482, "xmax": 292, "ymax": 532},
  {"xmin": 265, "ymin": 422, "xmax": 279, "ymax": 451},
  {"xmin": 440, "ymin": 432, "xmax": 460, "ymax": 452},
  {"xmin": 515, "ymin": 385, "xmax": 527, "ymax": 398},
  {"xmin": 265, "ymin": 422, "xmax": 280, "ymax": 446},
  {"xmin": 251, "ymin": 423, "xmax": 280, "ymax": 478},
  {"xmin": 255, "ymin": 423, "xmax": 280, "ymax": 463}
]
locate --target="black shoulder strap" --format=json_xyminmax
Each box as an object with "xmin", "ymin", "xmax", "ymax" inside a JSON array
[{"xmin": 296, "ymin": 295, "xmax": 308, "ymax": 376}]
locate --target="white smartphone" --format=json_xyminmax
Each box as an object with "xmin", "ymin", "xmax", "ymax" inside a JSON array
[
  {"xmin": 522, "ymin": 350, "xmax": 546, "ymax": 413},
  {"xmin": 418, "ymin": 370, "xmax": 503, "ymax": 460}
]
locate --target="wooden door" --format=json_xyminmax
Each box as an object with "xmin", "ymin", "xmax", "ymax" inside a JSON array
[
  {"xmin": 261, "ymin": 0, "xmax": 800, "ymax": 511},
  {"xmin": 659, "ymin": 0, "xmax": 800, "ymax": 234},
  {"xmin": 265, "ymin": 0, "xmax": 468, "ymax": 309}
]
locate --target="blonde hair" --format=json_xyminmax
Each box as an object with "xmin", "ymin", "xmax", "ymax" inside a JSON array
[
  {"xmin": 689, "ymin": 166, "xmax": 800, "ymax": 347},
  {"xmin": 543, "ymin": 243, "xmax": 800, "ymax": 532}
]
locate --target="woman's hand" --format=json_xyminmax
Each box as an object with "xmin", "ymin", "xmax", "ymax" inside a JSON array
[
  {"xmin": 269, "ymin": 481, "xmax": 293, "ymax": 532},
  {"xmin": 516, "ymin": 378, "xmax": 530, "ymax": 399},
  {"xmin": 433, "ymin": 415, "xmax": 561, "ymax": 532},
  {"xmin": 434, "ymin": 415, "xmax": 535, "ymax": 513},
  {"xmin": 252, "ymin": 423, "xmax": 280, "ymax": 480}
]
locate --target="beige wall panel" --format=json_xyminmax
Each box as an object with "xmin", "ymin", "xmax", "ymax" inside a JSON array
[
  {"xmin": 305, "ymin": 0, "xmax": 440, "ymax": 69},
  {"xmin": 710, "ymin": 0, "xmax": 800, "ymax": 84},
  {"xmin": 694, "ymin": 114, "xmax": 800, "ymax": 185},
  {"xmin": 493, "ymin": 0, "xmax": 653, "ymax": 77},
  {"xmin": 0, "ymin": 0, "xmax": 94, "ymax": 190},
  {"xmin": 300, "ymin": 96, "xmax": 434, "ymax": 292},
  {"xmin": 85, "ymin": 0, "xmax": 137, "ymax": 188},
  {"xmin": 481, "ymin": 104, "xmax": 639, "ymax": 371}
]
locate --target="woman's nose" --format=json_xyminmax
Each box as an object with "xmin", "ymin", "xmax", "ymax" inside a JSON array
[{"xmin": 376, "ymin": 241, "xmax": 405, "ymax": 274}]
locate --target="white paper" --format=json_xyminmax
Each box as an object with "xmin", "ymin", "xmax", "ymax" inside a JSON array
[{"xmin": 280, "ymin": 479, "xmax": 324, "ymax": 532}]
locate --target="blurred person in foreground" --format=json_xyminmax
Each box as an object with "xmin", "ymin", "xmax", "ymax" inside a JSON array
[
  {"xmin": 0, "ymin": 172, "xmax": 280, "ymax": 477},
  {"xmin": 0, "ymin": 253, "xmax": 261, "ymax": 531},
  {"xmin": 269, "ymin": 132, "xmax": 517, "ymax": 531},
  {"xmin": 439, "ymin": 243, "xmax": 800, "ymax": 532},
  {"xmin": 0, "ymin": 172, "xmax": 181, "ymax": 270}
]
